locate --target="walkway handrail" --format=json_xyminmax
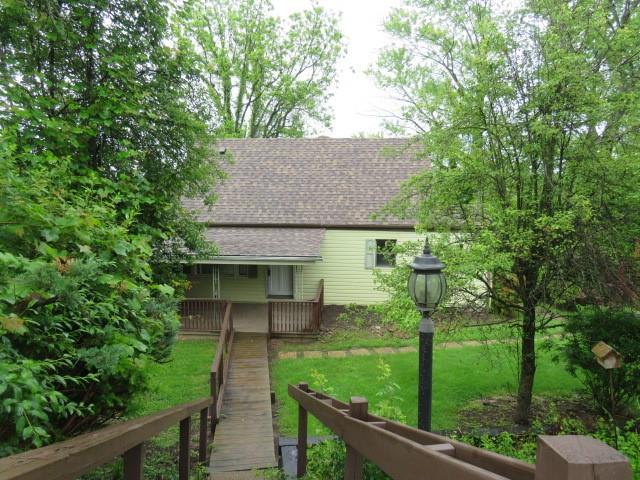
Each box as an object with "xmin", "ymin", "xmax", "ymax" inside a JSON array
[
  {"xmin": 0, "ymin": 397, "xmax": 212, "ymax": 480},
  {"xmin": 289, "ymin": 383, "xmax": 632, "ymax": 480},
  {"xmin": 210, "ymin": 301, "xmax": 234, "ymax": 430}
]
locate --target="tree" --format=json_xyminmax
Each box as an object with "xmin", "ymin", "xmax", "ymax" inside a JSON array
[
  {"xmin": 0, "ymin": 141, "xmax": 180, "ymax": 453},
  {"xmin": 373, "ymin": 0, "xmax": 640, "ymax": 423},
  {"xmin": 0, "ymin": 0, "xmax": 221, "ymax": 279},
  {"xmin": 174, "ymin": 0, "xmax": 344, "ymax": 138},
  {"xmin": 0, "ymin": 0, "xmax": 221, "ymax": 452}
]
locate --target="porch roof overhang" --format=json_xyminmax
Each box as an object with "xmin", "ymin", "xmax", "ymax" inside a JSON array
[{"xmin": 201, "ymin": 227, "xmax": 325, "ymax": 264}]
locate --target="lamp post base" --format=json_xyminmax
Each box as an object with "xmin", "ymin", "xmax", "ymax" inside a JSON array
[{"xmin": 418, "ymin": 315, "xmax": 434, "ymax": 431}]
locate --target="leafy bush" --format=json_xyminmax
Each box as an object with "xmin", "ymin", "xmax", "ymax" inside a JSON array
[
  {"xmin": 456, "ymin": 419, "xmax": 640, "ymax": 479},
  {"xmin": 563, "ymin": 308, "xmax": 640, "ymax": 415},
  {"xmin": 0, "ymin": 156, "xmax": 179, "ymax": 455}
]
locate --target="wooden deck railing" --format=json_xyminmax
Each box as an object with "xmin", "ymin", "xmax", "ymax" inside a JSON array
[
  {"xmin": 179, "ymin": 298, "xmax": 225, "ymax": 331},
  {"xmin": 0, "ymin": 303, "xmax": 235, "ymax": 480},
  {"xmin": 289, "ymin": 383, "xmax": 632, "ymax": 480},
  {"xmin": 209, "ymin": 301, "xmax": 234, "ymax": 430},
  {"xmin": 269, "ymin": 280, "xmax": 324, "ymax": 337}
]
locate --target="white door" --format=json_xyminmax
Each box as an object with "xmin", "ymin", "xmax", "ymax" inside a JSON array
[{"xmin": 268, "ymin": 266, "xmax": 293, "ymax": 297}]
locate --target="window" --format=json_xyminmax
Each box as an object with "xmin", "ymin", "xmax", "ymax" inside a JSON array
[
  {"xmin": 195, "ymin": 264, "xmax": 214, "ymax": 275},
  {"xmin": 375, "ymin": 239, "xmax": 397, "ymax": 268},
  {"xmin": 221, "ymin": 265, "xmax": 258, "ymax": 279}
]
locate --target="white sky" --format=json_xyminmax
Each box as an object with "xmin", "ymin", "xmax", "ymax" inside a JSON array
[{"xmin": 272, "ymin": 0, "xmax": 405, "ymax": 138}]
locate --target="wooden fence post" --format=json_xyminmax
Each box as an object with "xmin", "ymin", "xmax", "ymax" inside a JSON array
[
  {"xmin": 199, "ymin": 407, "xmax": 208, "ymax": 463},
  {"xmin": 535, "ymin": 435, "xmax": 632, "ymax": 480},
  {"xmin": 210, "ymin": 371, "xmax": 218, "ymax": 433},
  {"xmin": 179, "ymin": 417, "xmax": 191, "ymax": 480},
  {"xmin": 296, "ymin": 383, "xmax": 309, "ymax": 478},
  {"xmin": 123, "ymin": 443, "xmax": 145, "ymax": 480},
  {"xmin": 344, "ymin": 397, "xmax": 368, "ymax": 480}
]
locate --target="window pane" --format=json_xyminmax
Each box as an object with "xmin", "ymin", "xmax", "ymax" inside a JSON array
[{"xmin": 375, "ymin": 239, "xmax": 397, "ymax": 267}]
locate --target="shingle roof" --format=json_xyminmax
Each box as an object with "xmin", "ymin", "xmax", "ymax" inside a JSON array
[
  {"xmin": 205, "ymin": 227, "xmax": 325, "ymax": 258},
  {"xmin": 183, "ymin": 138, "xmax": 424, "ymax": 228}
]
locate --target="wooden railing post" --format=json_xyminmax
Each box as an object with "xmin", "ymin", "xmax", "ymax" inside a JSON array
[
  {"xmin": 268, "ymin": 302, "xmax": 273, "ymax": 338},
  {"xmin": 210, "ymin": 371, "xmax": 218, "ymax": 433},
  {"xmin": 199, "ymin": 407, "xmax": 208, "ymax": 464},
  {"xmin": 179, "ymin": 417, "xmax": 191, "ymax": 480},
  {"xmin": 123, "ymin": 443, "xmax": 145, "ymax": 480},
  {"xmin": 296, "ymin": 383, "xmax": 309, "ymax": 478},
  {"xmin": 344, "ymin": 397, "xmax": 368, "ymax": 480},
  {"xmin": 534, "ymin": 435, "xmax": 632, "ymax": 480}
]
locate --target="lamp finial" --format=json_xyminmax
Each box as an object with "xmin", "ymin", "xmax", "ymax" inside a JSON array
[{"xmin": 423, "ymin": 238, "xmax": 431, "ymax": 255}]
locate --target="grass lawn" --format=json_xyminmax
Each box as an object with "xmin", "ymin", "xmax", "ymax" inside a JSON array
[
  {"xmin": 127, "ymin": 338, "xmax": 217, "ymax": 447},
  {"xmin": 272, "ymin": 343, "xmax": 580, "ymax": 437},
  {"xmin": 128, "ymin": 338, "xmax": 217, "ymax": 417}
]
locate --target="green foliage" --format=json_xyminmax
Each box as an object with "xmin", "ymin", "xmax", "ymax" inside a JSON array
[
  {"xmin": 0, "ymin": 154, "xmax": 180, "ymax": 455},
  {"xmin": 373, "ymin": 0, "xmax": 640, "ymax": 421},
  {"xmin": 0, "ymin": 0, "xmax": 223, "ymax": 455},
  {"xmin": 0, "ymin": 0, "xmax": 222, "ymax": 280},
  {"xmin": 372, "ymin": 359, "xmax": 406, "ymax": 423},
  {"xmin": 456, "ymin": 419, "xmax": 640, "ymax": 479},
  {"xmin": 370, "ymin": 240, "xmax": 422, "ymax": 330},
  {"xmin": 563, "ymin": 308, "xmax": 640, "ymax": 414},
  {"xmin": 303, "ymin": 440, "xmax": 389, "ymax": 479},
  {"xmin": 174, "ymin": 0, "xmax": 345, "ymax": 137}
]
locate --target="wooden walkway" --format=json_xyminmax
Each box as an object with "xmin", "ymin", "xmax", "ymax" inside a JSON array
[{"xmin": 209, "ymin": 333, "xmax": 277, "ymax": 476}]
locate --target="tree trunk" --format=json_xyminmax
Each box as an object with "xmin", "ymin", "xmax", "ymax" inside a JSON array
[{"xmin": 514, "ymin": 303, "xmax": 536, "ymax": 424}]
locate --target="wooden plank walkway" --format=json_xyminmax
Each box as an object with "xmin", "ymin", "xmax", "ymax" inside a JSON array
[{"xmin": 209, "ymin": 333, "xmax": 277, "ymax": 476}]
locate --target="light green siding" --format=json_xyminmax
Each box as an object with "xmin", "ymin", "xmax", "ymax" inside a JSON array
[
  {"xmin": 186, "ymin": 267, "xmax": 268, "ymax": 302},
  {"xmin": 185, "ymin": 229, "xmax": 421, "ymax": 305},
  {"xmin": 219, "ymin": 265, "xmax": 268, "ymax": 302},
  {"xmin": 303, "ymin": 229, "xmax": 421, "ymax": 305},
  {"xmin": 187, "ymin": 274, "xmax": 213, "ymax": 298}
]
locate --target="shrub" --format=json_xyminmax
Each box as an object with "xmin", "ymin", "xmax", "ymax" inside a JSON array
[
  {"xmin": 0, "ymin": 157, "xmax": 179, "ymax": 455},
  {"xmin": 563, "ymin": 308, "xmax": 640, "ymax": 415}
]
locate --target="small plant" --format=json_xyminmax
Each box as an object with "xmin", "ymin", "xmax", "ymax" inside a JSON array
[{"xmin": 373, "ymin": 359, "xmax": 406, "ymax": 423}]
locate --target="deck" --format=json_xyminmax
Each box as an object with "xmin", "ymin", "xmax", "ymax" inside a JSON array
[{"xmin": 209, "ymin": 333, "xmax": 277, "ymax": 476}]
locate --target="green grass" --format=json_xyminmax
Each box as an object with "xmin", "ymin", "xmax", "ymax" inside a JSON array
[
  {"xmin": 272, "ymin": 343, "xmax": 580, "ymax": 436},
  {"xmin": 276, "ymin": 321, "xmax": 565, "ymax": 353},
  {"xmin": 127, "ymin": 339, "xmax": 216, "ymax": 447},
  {"xmin": 128, "ymin": 339, "xmax": 217, "ymax": 417}
]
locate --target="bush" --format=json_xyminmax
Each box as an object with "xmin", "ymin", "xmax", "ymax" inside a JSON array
[
  {"xmin": 0, "ymin": 156, "xmax": 179, "ymax": 455},
  {"xmin": 563, "ymin": 308, "xmax": 640, "ymax": 415}
]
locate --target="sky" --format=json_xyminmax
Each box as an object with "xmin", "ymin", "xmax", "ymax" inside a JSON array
[{"xmin": 271, "ymin": 0, "xmax": 405, "ymax": 138}]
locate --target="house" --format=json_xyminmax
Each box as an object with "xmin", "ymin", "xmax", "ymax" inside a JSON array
[{"xmin": 180, "ymin": 138, "xmax": 425, "ymax": 335}]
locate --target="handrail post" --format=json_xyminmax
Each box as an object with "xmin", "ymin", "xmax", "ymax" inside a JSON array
[
  {"xmin": 534, "ymin": 435, "xmax": 632, "ymax": 480},
  {"xmin": 268, "ymin": 302, "xmax": 273, "ymax": 339},
  {"xmin": 296, "ymin": 383, "xmax": 309, "ymax": 478},
  {"xmin": 179, "ymin": 417, "xmax": 191, "ymax": 480},
  {"xmin": 199, "ymin": 407, "xmax": 208, "ymax": 464},
  {"xmin": 210, "ymin": 371, "xmax": 218, "ymax": 433},
  {"xmin": 344, "ymin": 397, "xmax": 367, "ymax": 480},
  {"xmin": 123, "ymin": 443, "xmax": 144, "ymax": 480}
]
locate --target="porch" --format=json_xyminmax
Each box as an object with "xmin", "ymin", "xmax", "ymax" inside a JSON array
[{"xmin": 180, "ymin": 271, "xmax": 324, "ymax": 337}]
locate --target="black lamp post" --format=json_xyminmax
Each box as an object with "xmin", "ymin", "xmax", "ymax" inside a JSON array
[{"xmin": 408, "ymin": 239, "xmax": 446, "ymax": 431}]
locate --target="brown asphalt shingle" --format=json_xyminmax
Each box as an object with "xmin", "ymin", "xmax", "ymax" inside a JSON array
[
  {"xmin": 183, "ymin": 138, "xmax": 425, "ymax": 227},
  {"xmin": 204, "ymin": 227, "xmax": 325, "ymax": 257}
]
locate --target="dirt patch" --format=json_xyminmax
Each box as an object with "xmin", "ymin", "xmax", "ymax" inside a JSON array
[{"xmin": 456, "ymin": 393, "xmax": 602, "ymax": 434}]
